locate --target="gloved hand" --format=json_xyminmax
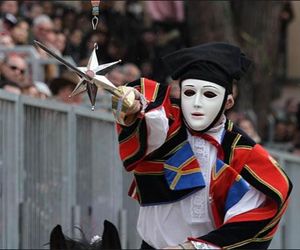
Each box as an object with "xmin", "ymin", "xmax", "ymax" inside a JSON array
[{"xmin": 111, "ymin": 86, "xmax": 145, "ymax": 126}]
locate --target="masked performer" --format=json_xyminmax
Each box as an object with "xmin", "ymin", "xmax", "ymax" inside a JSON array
[{"xmin": 112, "ymin": 43, "xmax": 292, "ymax": 249}]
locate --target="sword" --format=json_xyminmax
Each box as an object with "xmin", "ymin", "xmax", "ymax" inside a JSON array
[
  {"xmin": 34, "ymin": 40, "xmax": 123, "ymax": 100},
  {"xmin": 34, "ymin": 40, "xmax": 93, "ymax": 81}
]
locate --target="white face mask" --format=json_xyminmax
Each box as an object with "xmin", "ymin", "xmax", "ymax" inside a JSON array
[{"xmin": 181, "ymin": 79, "xmax": 226, "ymax": 131}]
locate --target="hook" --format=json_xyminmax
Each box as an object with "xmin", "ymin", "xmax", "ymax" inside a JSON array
[{"xmin": 92, "ymin": 16, "xmax": 98, "ymax": 30}]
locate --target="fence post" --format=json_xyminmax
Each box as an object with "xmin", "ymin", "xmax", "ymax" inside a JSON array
[
  {"xmin": 119, "ymin": 209, "xmax": 128, "ymax": 249},
  {"xmin": 71, "ymin": 205, "xmax": 81, "ymax": 239},
  {"xmin": 68, "ymin": 106, "xmax": 77, "ymax": 231}
]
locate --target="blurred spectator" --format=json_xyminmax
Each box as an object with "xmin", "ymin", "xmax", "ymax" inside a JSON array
[
  {"xmin": 0, "ymin": 13, "xmax": 18, "ymax": 35},
  {"xmin": 106, "ymin": 66, "xmax": 126, "ymax": 87},
  {"xmin": 11, "ymin": 18, "xmax": 30, "ymax": 45},
  {"xmin": 226, "ymin": 110, "xmax": 241, "ymax": 124},
  {"xmin": 291, "ymin": 144, "xmax": 300, "ymax": 156},
  {"xmin": 49, "ymin": 71, "xmax": 82, "ymax": 105},
  {"xmin": 22, "ymin": 80, "xmax": 51, "ymax": 99},
  {"xmin": 166, "ymin": 76, "xmax": 180, "ymax": 99},
  {"xmin": 54, "ymin": 32, "xmax": 67, "ymax": 55},
  {"xmin": 122, "ymin": 63, "xmax": 141, "ymax": 84},
  {"xmin": 289, "ymin": 103, "xmax": 300, "ymax": 154},
  {"xmin": 0, "ymin": 33, "xmax": 15, "ymax": 48},
  {"xmin": 286, "ymin": 119, "xmax": 297, "ymax": 141},
  {"xmin": 22, "ymin": 83, "xmax": 39, "ymax": 97},
  {"xmin": 273, "ymin": 119, "xmax": 289, "ymax": 143},
  {"xmin": 32, "ymin": 15, "xmax": 60, "ymax": 82},
  {"xmin": 140, "ymin": 60, "xmax": 153, "ymax": 79},
  {"xmin": 285, "ymin": 97, "xmax": 299, "ymax": 124},
  {"xmin": 34, "ymin": 80, "xmax": 52, "ymax": 99},
  {"xmin": 128, "ymin": 27, "xmax": 156, "ymax": 76},
  {"xmin": 143, "ymin": 2, "xmax": 187, "ymax": 82},
  {"xmin": 52, "ymin": 15, "xmax": 64, "ymax": 33},
  {"xmin": 24, "ymin": 3, "xmax": 44, "ymax": 22},
  {"xmin": 237, "ymin": 117, "xmax": 262, "ymax": 144},
  {"xmin": 144, "ymin": 1, "xmax": 185, "ymax": 24},
  {"xmin": 0, "ymin": 1, "xmax": 19, "ymax": 16},
  {"xmin": 80, "ymin": 30, "xmax": 109, "ymax": 65},
  {"xmin": 0, "ymin": 53, "xmax": 29, "ymax": 94},
  {"xmin": 65, "ymin": 28, "xmax": 83, "ymax": 64},
  {"xmin": 278, "ymin": 0, "xmax": 294, "ymax": 79},
  {"xmin": 42, "ymin": 2, "xmax": 54, "ymax": 18},
  {"xmin": 75, "ymin": 12, "xmax": 94, "ymax": 35},
  {"xmin": 32, "ymin": 15, "xmax": 56, "ymax": 54},
  {"xmin": 289, "ymin": 114, "xmax": 300, "ymax": 154},
  {"xmin": 106, "ymin": 38, "xmax": 125, "ymax": 62},
  {"xmin": 61, "ymin": 6, "xmax": 78, "ymax": 33},
  {"xmin": 270, "ymin": 97, "xmax": 300, "ymax": 144}
]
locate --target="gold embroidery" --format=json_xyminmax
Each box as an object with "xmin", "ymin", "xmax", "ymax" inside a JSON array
[
  {"xmin": 244, "ymin": 164, "xmax": 283, "ymax": 203},
  {"xmin": 211, "ymin": 162, "xmax": 228, "ymax": 180},
  {"xmin": 164, "ymin": 157, "xmax": 200, "ymax": 190},
  {"xmin": 229, "ymin": 134, "xmax": 241, "ymax": 164},
  {"xmin": 268, "ymin": 155, "xmax": 290, "ymax": 187}
]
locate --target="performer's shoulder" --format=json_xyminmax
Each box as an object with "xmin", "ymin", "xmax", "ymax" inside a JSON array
[{"xmin": 224, "ymin": 119, "xmax": 257, "ymax": 147}]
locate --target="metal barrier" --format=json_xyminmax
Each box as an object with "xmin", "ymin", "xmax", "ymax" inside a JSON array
[
  {"xmin": 0, "ymin": 90, "xmax": 126, "ymax": 249},
  {"xmin": 0, "ymin": 89, "xmax": 299, "ymax": 249},
  {"xmin": 268, "ymin": 150, "xmax": 300, "ymax": 249}
]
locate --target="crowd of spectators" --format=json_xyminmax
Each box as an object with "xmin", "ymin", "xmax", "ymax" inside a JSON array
[
  {"xmin": 0, "ymin": 1, "xmax": 300, "ymax": 154},
  {"xmin": 226, "ymin": 91, "xmax": 300, "ymax": 157},
  {"xmin": 0, "ymin": 1, "xmax": 186, "ymax": 100}
]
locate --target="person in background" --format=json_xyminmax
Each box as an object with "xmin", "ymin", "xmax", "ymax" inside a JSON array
[
  {"xmin": 33, "ymin": 81, "xmax": 52, "ymax": 99},
  {"xmin": 237, "ymin": 116, "xmax": 262, "ymax": 144},
  {"xmin": 0, "ymin": 1, "xmax": 19, "ymax": 17},
  {"xmin": 23, "ymin": 2, "xmax": 43, "ymax": 22},
  {"xmin": 166, "ymin": 76, "xmax": 180, "ymax": 99},
  {"xmin": 32, "ymin": 15, "xmax": 57, "ymax": 56},
  {"xmin": 11, "ymin": 18, "xmax": 30, "ymax": 45},
  {"xmin": 64, "ymin": 28, "xmax": 83, "ymax": 64},
  {"xmin": 0, "ymin": 13, "xmax": 18, "ymax": 35},
  {"xmin": 0, "ymin": 32, "xmax": 15, "ymax": 48},
  {"xmin": 22, "ymin": 80, "xmax": 52, "ymax": 100},
  {"xmin": 48, "ymin": 71, "xmax": 82, "ymax": 105},
  {"xmin": 32, "ymin": 14, "xmax": 60, "ymax": 83},
  {"xmin": 106, "ymin": 66, "xmax": 125, "ymax": 87},
  {"xmin": 111, "ymin": 42, "xmax": 292, "ymax": 249},
  {"xmin": 54, "ymin": 32, "xmax": 67, "ymax": 55},
  {"xmin": 122, "ymin": 63, "xmax": 141, "ymax": 84},
  {"xmin": 0, "ymin": 53, "xmax": 29, "ymax": 94},
  {"xmin": 290, "ymin": 103, "xmax": 300, "ymax": 155}
]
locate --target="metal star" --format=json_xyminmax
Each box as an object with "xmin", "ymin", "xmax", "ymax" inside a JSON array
[{"xmin": 34, "ymin": 40, "xmax": 121, "ymax": 110}]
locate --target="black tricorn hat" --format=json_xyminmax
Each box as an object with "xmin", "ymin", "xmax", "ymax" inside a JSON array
[{"xmin": 162, "ymin": 42, "xmax": 252, "ymax": 93}]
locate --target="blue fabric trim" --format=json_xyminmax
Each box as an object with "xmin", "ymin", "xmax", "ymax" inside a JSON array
[
  {"xmin": 165, "ymin": 142, "xmax": 194, "ymax": 167},
  {"xmin": 216, "ymin": 158, "xmax": 225, "ymax": 173},
  {"xmin": 164, "ymin": 142, "xmax": 205, "ymax": 190},
  {"xmin": 225, "ymin": 177, "xmax": 250, "ymax": 212}
]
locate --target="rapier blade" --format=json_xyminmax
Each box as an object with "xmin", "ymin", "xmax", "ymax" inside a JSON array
[{"xmin": 34, "ymin": 40, "xmax": 92, "ymax": 81}]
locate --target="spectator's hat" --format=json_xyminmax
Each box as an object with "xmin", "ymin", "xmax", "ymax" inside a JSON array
[
  {"xmin": 34, "ymin": 81, "xmax": 52, "ymax": 97},
  {"xmin": 3, "ymin": 13, "xmax": 18, "ymax": 28},
  {"xmin": 162, "ymin": 42, "xmax": 252, "ymax": 93}
]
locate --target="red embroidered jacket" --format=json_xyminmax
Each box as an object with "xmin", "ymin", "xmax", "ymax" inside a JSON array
[{"xmin": 116, "ymin": 78, "xmax": 292, "ymax": 249}]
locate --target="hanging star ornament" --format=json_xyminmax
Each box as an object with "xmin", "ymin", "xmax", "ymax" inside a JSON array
[{"xmin": 34, "ymin": 40, "xmax": 122, "ymax": 110}]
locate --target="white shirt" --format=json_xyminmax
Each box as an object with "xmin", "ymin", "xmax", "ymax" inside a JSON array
[{"xmin": 137, "ymin": 108, "xmax": 266, "ymax": 249}]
